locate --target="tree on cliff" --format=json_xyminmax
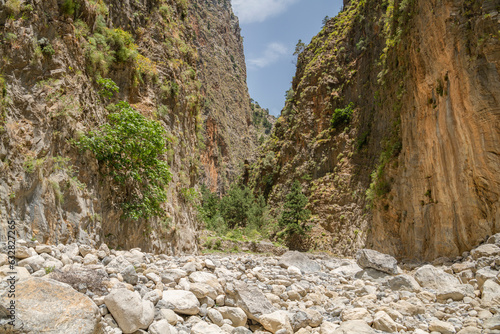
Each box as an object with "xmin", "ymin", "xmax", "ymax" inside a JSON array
[{"xmin": 278, "ymin": 181, "xmax": 311, "ymax": 250}]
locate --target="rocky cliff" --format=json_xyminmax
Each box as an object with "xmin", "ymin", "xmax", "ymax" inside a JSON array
[
  {"xmin": 250, "ymin": 0, "xmax": 500, "ymax": 260},
  {"xmin": 191, "ymin": 0, "xmax": 258, "ymax": 193},
  {"xmin": 0, "ymin": 0, "xmax": 255, "ymax": 254}
]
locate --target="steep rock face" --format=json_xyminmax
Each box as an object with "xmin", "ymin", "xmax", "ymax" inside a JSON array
[
  {"xmin": 251, "ymin": 0, "xmax": 500, "ymax": 260},
  {"xmin": 191, "ymin": 0, "xmax": 256, "ymax": 193},
  {"xmin": 0, "ymin": 0, "xmax": 253, "ymax": 254},
  {"xmin": 372, "ymin": 0, "xmax": 500, "ymax": 259}
]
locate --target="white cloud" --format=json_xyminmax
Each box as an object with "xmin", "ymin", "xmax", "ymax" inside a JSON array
[
  {"xmin": 248, "ymin": 42, "xmax": 288, "ymax": 69},
  {"xmin": 232, "ymin": 0, "xmax": 299, "ymax": 24}
]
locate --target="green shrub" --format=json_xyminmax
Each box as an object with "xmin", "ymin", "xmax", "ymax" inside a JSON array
[
  {"xmin": 278, "ymin": 181, "xmax": 311, "ymax": 250},
  {"xmin": 107, "ymin": 28, "xmax": 137, "ymax": 62},
  {"xmin": 61, "ymin": 0, "xmax": 80, "ymax": 16},
  {"xmin": 75, "ymin": 101, "xmax": 172, "ymax": 220},
  {"xmin": 331, "ymin": 102, "xmax": 355, "ymax": 129},
  {"xmin": 96, "ymin": 76, "xmax": 119, "ymax": 98}
]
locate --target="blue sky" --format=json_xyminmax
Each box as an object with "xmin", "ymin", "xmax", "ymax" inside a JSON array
[{"xmin": 232, "ymin": 0, "xmax": 344, "ymax": 116}]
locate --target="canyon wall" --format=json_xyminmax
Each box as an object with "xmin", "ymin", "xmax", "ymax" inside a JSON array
[
  {"xmin": 250, "ymin": 0, "xmax": 500, "ymax": 260},
  {"xmin": 0, "ymin": 0, "xmax": 254, "ymax": 253}
]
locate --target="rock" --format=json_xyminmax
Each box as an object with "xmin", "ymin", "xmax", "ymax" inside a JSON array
[
  {"xmin": 320, "ymin": 321, "xmax": 339, "ymax": 334},
  {"xmin": 414, "ymin": 265, "xmax": 460, "ymax": 290},
  {"xmin": 451, "ymin": 262, "xmax": 476, "ymax": 274},
  {"xmin": 121, "ymin": 265, "xmax": 139, "ymax": 285},
  {"xmin": 161, "ymin": 290, "xmax": 200, "ymax": 315},
  {"xmin": 484, "ymin": 316, "xmax": 500, "ymax": 331},
  {"xmin": 218, "ymin": 307, "xmax": 248, "ymax": 327},
  {"xmin": 159, "ymin": 308, "xmax": 179, "ymax": 325},
  {"xmin": 104, "ymin": 288, "xmax": 154, "ymax": 333},
  {"xmin": 208, "ymin": 308, "xmax": 224, "ymax": 326},
  {"xmin": 35, "ymin": 244, "xmax": 52, "ymax": 254},
  {"xmin": 189, "ymin": 271, "xmax": 222, "ymax": 293},
  {"xmin": 227, "ymin": 281, "xmax": 276, "ymax": 322},
  {"xmin": 18, "ymin": 255, "xmax": 45, "ymax": 272},
  {"xmin": 341, "ymin": 308, "xmax": 373, "ymax": 324},
  {"xmin": 331, "ymin": 320, "xmax": 376, "ymax": 334},
  {"xmin": 387, "ymin": 274, "xmax": 421, "ymax": 291},
  {"xmin": 83, "ymin": 253, "xmax": 99, "ymax": 265},
  {"xmin": 148, "ymin": 320, "xmax": 172, "ymax": 334},
  {"xmin": 481, "ymin": 279, "xmax": 500, "ymax": 305},
  {"xmin": 231, "ymin": 327, "xmax": 252, "ymax": 334},
  {"xmin": 205, "ymin": 259, "xmax": 216, "ymax": 270},
  {"xmin": 189, "ymin": 282, "xmax": 217, "ymax": 299},
  {"xmin": 436, "ymin": 284, "xmax": 474, "ymax": 301},
  {"xmin": 259, "ymin": 310, "xmax": 293, "ymax": 334},
  {"xmin": 0, "ymin": 254, "xmax": 7, "ymax": 266},
  {"xmin": 372, "ymin": 311, "xmax": 399, "ymax": 332},
  {"xmin": 470, "ymin": 244, "xmax": 500, "ymax": 259},
  {"xmin": 79, "ymin": 245, "xmax": 94, "ymax": 257},
  {"xmin": 278, "ymin": 251, "xmax": 321, "ymax": 273},
  {"xmin": 97, "ymin": 243, "xmax": 111, "ymax": 259},
  {"xmin": 476, "ymin": 267, "xmax": 499, "ymax": 289},
  {"xmin": 15, "ymin": 246, "xmax": 31, "ymax": 259},
  {"xmin": 106, "ymin": 256, "xmax": 133, "ymax": 274},
  {"xmin": 287, "ymin": 266, "xmax": 301, "ymax": 276},
  {"xmin": 356, "ymin": 249, "xmax": 398, "ymax": 275},
  {"xmin": 191, "ymin": 321, "xmax": 224, "ymax": 333},
  {"xmin": 457, "ymin": 327, "xmax": 482, "ymax": 334},
  {"xmin": 429, "ymin": 319, "xmax": 456, "ymax": 334},
  {"xmin": 487, "ymin": 233, "xmax": 500, "ymax": 246},
  {"xmin": 0, "ymin": 265, "xmax": 31, "ymax": 282},
  {"xmin": 161, "ymin": 269, "xmax": 187, "ymax": 284},
  {"xmin": 331, "ymin": 263, "xmax": 363, "ymax": 278},
  {"xmin": 0, "ymin": 277, "xmax": 99, "ymax": 333},
  {"xmin": 48, "ymin": 265, "xmax": 109, "ymax": 295},
  {"xmin": 122, "ymin": 249, "xmax": 145, "ymax": 265},
  {"xmin": 304, "ymin": 308, "xmax": 323, "ymax": 327}
]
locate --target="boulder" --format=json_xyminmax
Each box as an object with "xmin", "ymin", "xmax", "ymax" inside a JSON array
[
  {"xmin": 471, "ymin": 244, "xmax": 500, "ymax": 259},
  {"xmin": 428, "ymin": 319, "xmax": 456, "ymax": 334},
  {"xmin": 387, "ymin": 274, "xmax": 420, "ymax": 292},
  {"xmin": 259, "ymin": 310, "xmax": 293, "ymax": 334},
  {"xmin": 476, "ymin": 267, "xmax": 499, "ymax": 289},
  {"xmin": 35, "ymin": 245, "xmax": 52, "ymax": 254},
  {"xmin": 18, "ymin": 255, "xmax": 45, "ymax": 272},
  {"xmin": 0, "ymin": 277, "xmax": 99, "ymax": 333},
  {"xmin": 414, "ymin": 264, "xmax": 460, "ymax": 290},
  {"xmin": 207, "ymin": 308, "xmax": 224, "ymax": 326},
  {"xmin": 481, "ymin": 279, "xmax": 500, "ymax": 305},
  {"xmin": 331, "ymin": 320, "xmax": 376, "ymax": 334},
  {"xmin": 487, "ymin": 233, "xmax": 500, "ymax": 246},
  {"xmin": 0, "ymin": 265, "xmax": 31, "ymax": 282},
  {"xmin": 278, "ymin": 251, "xmax": 320, "ymax": 273},
  {"xmin": 191, "ymin": 321, "xmax": 224, "ymax": 333},
  {"xmin": 356, "ymin": 249, "xmax": 398, "ymax": 275},
  {"xmin": 148, "ymin": 320, "xmax": 172, "ymax": 334},
  {"xmin": 161, "ymin": 290, "xmax": 200, "ymax": 315},
  {"xmin": 226, "ymin": 281, "xmax": 276, "ymax": 322},
  {"xmin": 218, "ymin": 306, "xmax": 248, "ymax": 327},
  {"xmin": 372, "ymin": 311, "xmax": 399, "ymax": 332},
  {"xmin": 484, "ymin": 316, "xmax": 500, "ymax": 331},
  {"xmin": 106, "ymin": 256, "xmax": 133, "ymax": 274},
  {"xmin": 104, "ymin": 288, "xmax": 154, "ymax": 333},
  {"xmin": 341, "ymin": 308, "xmax": 373, "ymax": 324},
  {"xmin": 436, "ymin": 284, "xmax": 474, "ymax": 302},
  {"xmin": 121, "ymin": 265, "xmax": 139, "ymax": 285}
]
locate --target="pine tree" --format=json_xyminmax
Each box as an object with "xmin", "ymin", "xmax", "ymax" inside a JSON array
[{"xmin": 278, "ymin": 181, "xmax": 311, "ymax": 250}]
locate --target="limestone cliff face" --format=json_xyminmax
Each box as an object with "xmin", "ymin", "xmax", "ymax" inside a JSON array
[
  {"xmin": 0, "ymin": 0, "xmax": 253, "ymax": 253},
  {"xmin": 371, "ymin": 0, "xmax": 500, "ymax": 260},
  {"xmin": 251, "ymin": 0, "xmax": 500, "ymax": 260},
  {"xmin": 191, "ymin": 0, "xmax": 256, "ymax": 193}
]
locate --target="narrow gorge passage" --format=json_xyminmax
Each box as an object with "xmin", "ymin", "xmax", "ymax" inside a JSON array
[{"xmin": 0, "ymin": 0, "xmax": 499, "ymax": 333}]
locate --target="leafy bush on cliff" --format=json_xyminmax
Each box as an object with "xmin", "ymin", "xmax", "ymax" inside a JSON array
[
  {"xmin": 331, "ymin": 102, "xmax": 355, "ymax": 129},
  {"xmin": 76, "ymin": 102, "xmax": 172, "ymax": 220}
]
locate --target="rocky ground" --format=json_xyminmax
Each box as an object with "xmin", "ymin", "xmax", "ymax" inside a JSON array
[{"xmin": 1, "ymin": 236, "xmax": 500, "ymax": 334}]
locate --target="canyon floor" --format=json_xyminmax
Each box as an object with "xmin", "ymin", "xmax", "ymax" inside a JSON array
[{"xmin": 1, "ymin": 236, "xmax": 500, "ymax": 334}]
